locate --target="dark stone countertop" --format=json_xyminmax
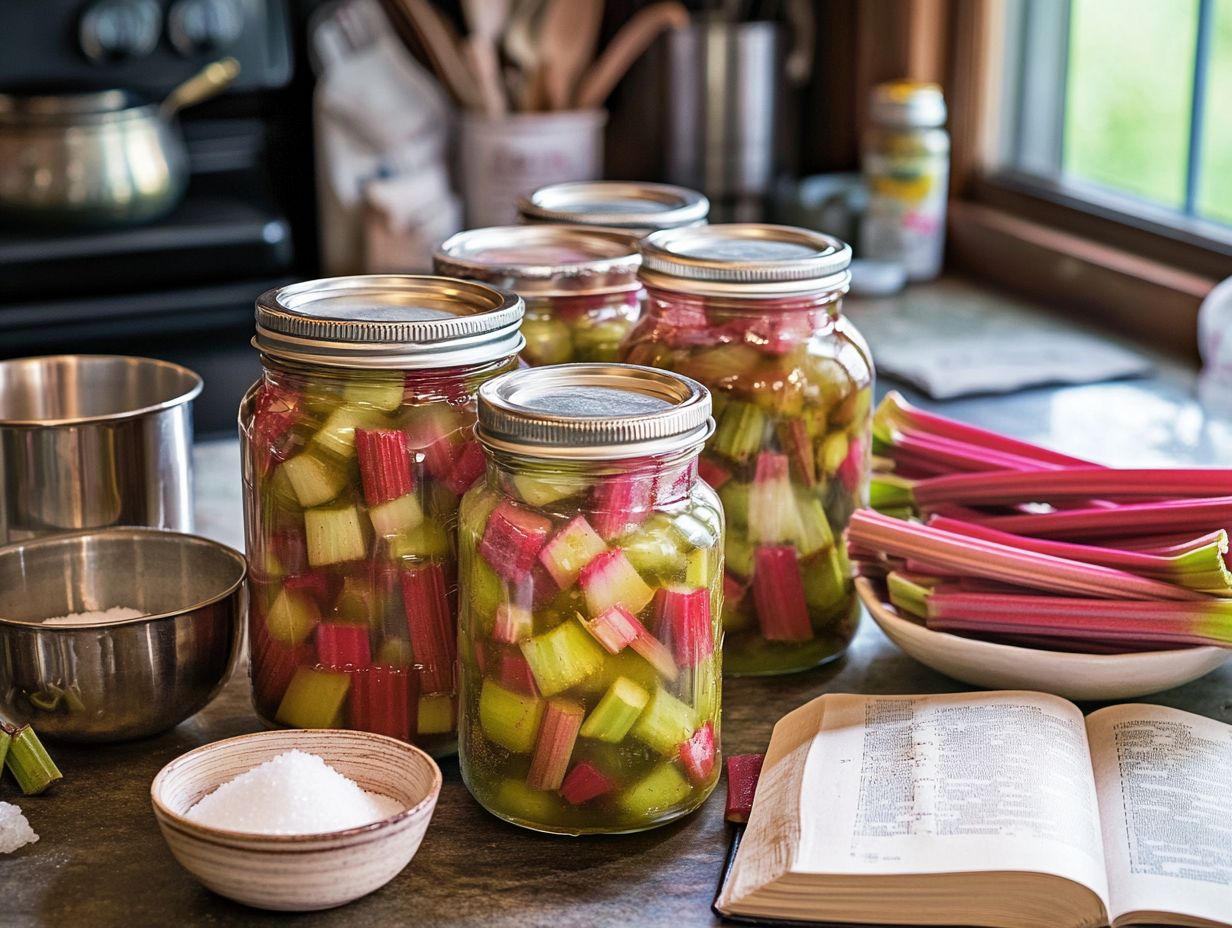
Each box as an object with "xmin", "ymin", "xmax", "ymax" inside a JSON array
[{"xmin": 8, "ymin": 277, "xmax": 1232, "ymax": 928}]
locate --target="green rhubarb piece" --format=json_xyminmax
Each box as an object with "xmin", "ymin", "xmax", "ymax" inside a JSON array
[
  {"xmin": 512, "ymin": 473, "xmax": 582, "ymax": 507},
  {"xmin": 717, "ymin": 481, "xmax": 750, "ymax": 528},
  {"xmin": 618, "ymin": 762, "xmax": 692, "ymax": 816},
  {"xmin": 692, "ymin": 664, "xmax": 720, "ymax": 723},
  {"xmin": 28, "ymin": 690, "xmax": 61, "ymax": 711},
  {"xmin": 538, "ymin": 516, "xmax": 607, "ymax": 588},
  {"xmin": 869, "ymin": 474, "xmax": 917, "ymax": 512},
  {"xmin": 266, "ymin": 586, "xmax": 320, "ymax": 645},
  {"xmin": 573, "ymin": 645, "xmax": 660, "ymax": 697},
  {"xmin": 712, "ymin": 401, "xmax": 768, "ymax": 464},
  {"xmin": 468, "ymin": 556, "xmax": 504, "ymax": 628},
  {"xmin": 495, "ymin": 777, "xmax": 560, "ymax": 823},
  {"xmin": 342, "ymin": 378, "xmax": 405, "ymax": 411},
  {"xmin": 388, "ymin": 517, "xmax": 449, "ymax": 560},
  {"xmin": 808, "ymin": 356, "xmax": 856, "ymax": 413},
  {"xmin": 886, "ymin": 571, "xmax": 933, "ymax": 618},
  {"xmin": 479, "ymin": 679, "xmax": 545, "ymax": 753},
  {"xmin": 671, "ymin": 510, "xmax": 720, "ymax": 550},
  {"xmin": 630, "ymin": 687, "xmax": 697, "ymax": 756},
  {"xmin": 276, "ymin": 667, "xmax": 350, "ymax": 728},
  {"xmin": 819, "ymin": 431, "xmax": 849, "ymax": 476},
  {"xmin": 0, "ymin": 728, "xmax": 10, "ymax": 773},
  {"xmin": 377, "ymin": 637, "xmax": 414, "ymax": 666},
  {"xmin": 572, "ymin": 318, "xmax": 633, "ymax": 362},
  {"xmin": 619, "ymin": 515, "xmax": 686, "ymax": 576},
  {"xmin": 418, "ymin": 694, "xmax": 455, "ymax": 735},
  {"xmin": 281, "ymin": 452, "xmax": 348, "ymax": 508},
  {"xmin": 802, "ymin": 546, "xmax": 849, "ymax": 613},
  {"xmin": 311, "ymin": 405, "xmax": 384, "ymax": 458},
  {"xmin": 794, "ymin": 489, "xmax": 835, "ymax": 556},
  {"xmin": 678, "ymin": 344, "xmax": 762, "ymax": 385},
  {"xmin": 263, "ymin": 464, "xmax": 302, "ymax": 513},
  {"xmin": 369, "ymin": 493, "xmax": 425, "ymax": 538},
  {"xmin": 305, "ymin": 504, "xmax": 368, "ymax": 566},
  {"xmin": 725, "ymin": 533, "xmax": 756, "ymax": 578},
  {"xmin": 3, "ymin": 725, "xmax": 62, "ymax": 795},
  {"xmin": 579, "ymin": 676, "xmax": 650, "ymax": 743},
  {"xmin": 685, "ymin": 548, "xmax": 712, "ymax": 588},
  {"xmin": 520, "ymin": 619, "xmax": 606, "ymax": 697},
  {"xmin": 521, "ymin": 316, "xmax": 574, "ymax": 365}
]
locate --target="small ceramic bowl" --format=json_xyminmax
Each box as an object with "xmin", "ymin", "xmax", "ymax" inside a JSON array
[{"xmin": 150, "ymin": 729, "xmax": 442, "ymax": 911}]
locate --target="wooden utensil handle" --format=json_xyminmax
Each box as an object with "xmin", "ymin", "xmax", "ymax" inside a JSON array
[{"xmin": 574, "ymin": 3, "xmax": 690, "ymax": 110}]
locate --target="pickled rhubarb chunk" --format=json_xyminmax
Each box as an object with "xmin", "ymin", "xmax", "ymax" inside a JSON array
[
  {"xmin": 281, "ymin": 452, "xmax": 347, "ymax": 508},
  {"xmin": 752, "ymin": 545, "xmax": 814, "ymax": 641},
  {"xmin": 578, "ymin": 549, "xmax": 655, "ymax": 617},
  {"xmin": 579, "ymin": 676, "xmax": 649, "ymax": 743},
  {"xmin": 265, "ymin": 585, "xmax": 321, "ymax": 646},
  {"xmin": 581, "ymin": 603, "xmax": 643, "ymax": 654},
  {"xmin": 619, "ymin": 762, "xmax": 692, "ymax": 815},
  {"xmin": 538, "ymin": 515, "xmax": 607, "ymax": 589},
  {"xmin": 442, "ymin": 439, "xmax": 487, "ymax": 496},
  {"xmin": 520, "ymin": 618, "xmax": 606, "ymax": 697},
  {"xmin": 305, "ymin": 505, "xmax": 368, "ymax": 566},
  {"xmin": 679, "ymin": 721, "xmax": 716, "ymax": 785},
  {"xmin": 417, "ymin": 693, "xmax": 455, "ymax": 735},
  {"xmin": 527, "ymin": 698, "xmax": 585, "ymax": 791},
  {"xmin": 401, "ymin": 563, "xmax": 456, "ymax": 694},
  {"xmin": 480, "ymin": 501, "xmax": 553, "ymax": 581},
  {"xmin": 496, "ymin": 651, "xmax": 541, "ymax": 696},
  {"xmin": 368, "ymin": 493, "xmax": 425, "ymax": 538},
  {"xmin": 315, "ymin": 623, "xmax": 372, "ymax": 668},
  {"xmin": 355, "ymin": 428, "xmax": 414, "ymax": 505},
  {"xmin": 560, "ymin": 762, "xmax": 616, "ymax": 805},
  {"xmin": 348, "ymin": 665, "xmax": 415, "ymax": 740},
  {"xmin": 479, "ymin": 679, "xmax": 544, "ymax": 753},
  {"xmin": 592, "ymin": 473, "xmax": 655, "ymax": 540},
  {"xmin": 276, "ymin": 667, "xmax": 350, "ymax": 728},
  {"xmin": 492, "ymin": 603, "xmax": 534, "ymax": 644},
  {"xmin": 631, "ymin": 688, "xmax": 697, "ymax": 756},
  {"xmin": 652, "ymin": 585, "xmax": 714, "ymax": 667}
]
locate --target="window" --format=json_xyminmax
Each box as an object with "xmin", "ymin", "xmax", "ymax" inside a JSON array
[{"xmin": 994, "ymin": 0, "xmax": 1232, "ymax": 242}]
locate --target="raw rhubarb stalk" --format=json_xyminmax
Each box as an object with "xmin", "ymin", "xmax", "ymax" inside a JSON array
[
  {"xmin": 519, "ymin": 618, "xmax": 607, "ymax": 696},
  {"xmin": 748, "ymin": 452, "xmax": 804, "ymax": 545},
  {"xmin": 879, "ymin": 429, "xmax": 1069, "ymax": 474},
  {"xmin": 538, "ymin": 515, "xmax": 608, "ymax": 588},
  {"xmin": 492, "ymin": 603, "xmax": 534, "ymax": 644},
  {"xmin": 578, "ymin": 548, "xmax": 656, "ymax": 617},
  {"xmin": 922, "ymin": 592, "xmax": 1232, "ymax": 647},
  {"xmin": 560, "ymin": 762, "xmax": 616, "ymax": 804},
  {"xmin": 974, "ymin": 497, "xmax": 1232, "ymax": 541},
  {"xmin": 591, "ymin": 473, "xmax": 655, "ymax": 540},
  {"xmin": 355, "ymin": 428, "xmax": 414, "ymax": 506},
  {"xmin": 752, "ymin": 546, "xmax": 814, "ymax": 641},
  {"xmin": 579, "ymin": 676, "xmax": 650, "ymax": 742},
  {"xmin": 912, "ymin": 468, "xmax": 1232, "ymax": 509},
  {"xmin": 479, "ymin": 500, "xmax": 553, "ymax": 581},
  {"xmin": 724, "ymin": 754, "xmax": 765, "ymax": 823},
  {"xmin": 401, "ymin": 562, "xmax": 456, "ymax": 694},
  {"xmin": 846, "ymin": 509, "xmax": 1207, "ymax": 602},
  {"xmin": 3, "ymin": 725, "xmax": 62, "ymax": 795},
  {"xmin": 348, "ymin": 665, "xmax": 416, "ymax": 739},
  {"xmin": 652, "ymin": 586, "xmax": 714, "ymax": 667},
  {"xmin": 679, "ymin": 721, "xmax": 717, "ymax": 785},
  {"xmin": 315, "ymin": 622, "xmax": 372, "ymax": 668},
  {"xmin": 526, "ymin": 698, "xmax": 585, "ymax": 791},
  {"xmin": 478, "ymin": 678, "xmax": 544, "ymax": 753}
]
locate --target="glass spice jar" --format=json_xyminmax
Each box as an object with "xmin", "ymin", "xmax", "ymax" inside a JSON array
[
  {"xmin": 238, "ymin": 275, "xmax": 524, "ymax": 756},
  {"xmin": 622, "ymin": 225, "xmax": 873, "ymax": 676},
  {"xmin": 457, "ymin": 364, "xmax": 723, "ymax": 834},
  {"xmin": 434, "ymin": 225, "xmax": 642, "ymax": 368},
  {"xmin": 517, "ymin": 180, "xmax": 710, "ymax": 237}
]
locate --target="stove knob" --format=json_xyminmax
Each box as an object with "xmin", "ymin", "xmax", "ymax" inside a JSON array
[
  {"xmin": 167, "ymin": 0, "xmax": 244, "ymax": 56},
  {"xmin": 79, "ymin": 0, "xmax": 162, "ymax": 64}
]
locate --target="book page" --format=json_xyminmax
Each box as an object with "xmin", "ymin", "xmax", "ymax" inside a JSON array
[
  {"xmin": 1088, "ymin": 704, "xmax": 1232, "ymax": 926},
  {"xmin": 796, "ymin": 692, "xmax": 1110, "ymax": 905}
]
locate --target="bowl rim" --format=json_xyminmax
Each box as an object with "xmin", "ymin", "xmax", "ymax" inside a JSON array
[
  {"xmin": 0, "ymin": 527, "xmax": 247, "ymax": 630},
  {"xmin": 150, "ymin": 728, "xmax": 443, "ymax": 842},
  {"xmin": 0, "ymin": 354, "xmax": 203, "ymax": 427},
  {"xmin": 855, "ymin": 576, "xmax": 1228, "ymax": 664}
]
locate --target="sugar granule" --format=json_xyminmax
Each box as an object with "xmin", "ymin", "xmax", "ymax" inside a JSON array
[
  {"xmin": 184, "ymin": 749, "xmax": 403, "ymax": 834},
  {"xmin": 0, "ymin": 801, "xmax": 39, "ymax": 853}
]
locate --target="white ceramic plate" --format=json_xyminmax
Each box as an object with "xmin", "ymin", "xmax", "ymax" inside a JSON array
[{"xmin": 856, "ymin": 577, "xmax": 1230, "ymax": 701}]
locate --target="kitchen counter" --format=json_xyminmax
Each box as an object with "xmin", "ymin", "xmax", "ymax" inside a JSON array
[{"xmin": 9, "ymin": 277, "xmax": 1232, "ymax": 928}]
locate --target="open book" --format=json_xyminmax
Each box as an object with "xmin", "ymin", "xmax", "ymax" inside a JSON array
[{"xmin": 716, "ymin": 691, "xmax": 1232, "ymax": 928}]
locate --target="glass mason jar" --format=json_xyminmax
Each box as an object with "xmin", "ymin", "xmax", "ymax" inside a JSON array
[
  {"xmin": 517, "ymin": 181, "xmax": 710, "ymax": 237},
  {"xmin": 622, "ymin": 225, "xmax": 873, "ymax": 676},
  {"xmin": 434, "ymin": 225, "xmax": 642, "ymax": 367},
  {"xmin": 239, "ymin": 275, "xmax": 524, "ymax": 756},
  {"xmin": 457, "ymin": 364, "xmax": 723, "ymax": 834}
]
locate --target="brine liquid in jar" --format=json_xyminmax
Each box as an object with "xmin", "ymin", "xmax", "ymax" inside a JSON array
[
  {"xmin": 458, "ymin": 364, "xmax": 723, "ymax": 834},
  {"xmin": 239, "ymin": 275, "xmax": 525, "ymax": 756},
  {"xmin": 623, "ymin": 224, "xmax": 873, "ymax": 676}
]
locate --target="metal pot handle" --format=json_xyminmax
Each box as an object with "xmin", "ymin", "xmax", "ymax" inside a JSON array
[{"xmin": 159, "ymin": 57, "xmax": 241, "ymax": 119}]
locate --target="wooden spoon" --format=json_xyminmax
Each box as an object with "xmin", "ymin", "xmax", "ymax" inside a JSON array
[
  {"xmin": 462, "ymin": 0, "xmax": 510, "ymax": 115},
  {"xmin": 537, "ymin": 0, "xmax": 605, "ymax": 111},
  {"xmin": 574, "ymin": 2, "xmax": 690, "ymax": 110},
  {"xmin": 394, "ymin": 0, "xmax": 483, "ymax": 109}
]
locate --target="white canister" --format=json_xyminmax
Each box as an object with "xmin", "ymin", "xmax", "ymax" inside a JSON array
[{"xmin": 460, "ymin": 109, "xmax": 607, "ymax": 228}]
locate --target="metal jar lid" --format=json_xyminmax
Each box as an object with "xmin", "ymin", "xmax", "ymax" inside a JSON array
[
  {"xmin": 517, "ymin": 181, "xmax": 710, "ymax": 234},
  {"xmin": 477, "ymin": 363, "xmax": 714, "ymax": 460},
  {"xmin": 638, "ymin": 223, "xmax": 852, "ymax": 297},
  {"xmin": 254, "ymin": 275, "xmax": 525, "ymax": 369},
  {"xmin": 434, "ymin": 225, "xmax": 642, "ymax": 298}
]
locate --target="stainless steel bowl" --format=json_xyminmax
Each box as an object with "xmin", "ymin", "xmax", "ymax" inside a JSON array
[
  {"xmin": 0, "ymin": 355, "xmax": 202, "ymax": 544},
  {"xmin": 0, "ymin": 528, "xmax": 247, "ymax": 742}
]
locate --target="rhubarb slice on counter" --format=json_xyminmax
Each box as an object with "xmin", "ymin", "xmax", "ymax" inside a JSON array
[
  {"xmin": 519, "ymin": 618, "xmax": 607, "ymax": 697},
  {"xmin": 355, "ymin": 428, "xmax": 414, "ymax": 506},
  {"xmin": 280, "ymin": 451, "xmax": 348, "ymax": 508},
  {"xmin": 579, "ymin": 676, "xmax": 650, "ymax": 742},
  {"xmin": 619, "ymin": 762, "xmax": 692, "ymax": 815},
  {"xmin": 401, "ymin": 562, "xmax": 456, "ymax": 694},
  {"xmin": 578, "ymin": 548, "xmax": 655, "ymax": 617},
  {"xmin": 652, "ymin": 586, "xmax": 714, "ymax": 667},
  {"xmin": 479, "ymin": 500, "xmax": 554, "ymax": 582},
  {"xmin": 560, "ymin": 762, "xmax": 616, "ymax": 805},
  {"xmin": 538, "ymin": 515, "xmax": 608, "ymax": 589},
  {"xmin": 680, "ymin": 721, "xmax": 717, "ymax": 785},
  {"xmin": 479, "ymin": 679, "xmax": 545, "ymax": 753},
  {"xmin": 348, "ymin": 665, "xmax": 415, "ymax": 740},
  {"xmin": 631, "ymin": 687, "xmax": 697, "ymax": 756},
  {"xmin": 752, "ymin": 545, "xmax": 815, "ymax": 641},
  {"xmin": 276, "ymin": 667, "xmax": 351, "ymax": 728},
  {"xmin": 305, "ymin": 504, "xmax": 368, "ymax": 566},
  {"xmin": 3, "ymin": 725, "xmax": 62, "ymax": 796},
  {"xmin": 527, "ymin": 698, "xmax": 585, "ymax": 791},
  {"xmin": 315, "ymin": 622, "xmax": 372, "ymax": 669},
  {"xmin": 724, "ymin": 754, "xmax": 765, "ymax": 823}
]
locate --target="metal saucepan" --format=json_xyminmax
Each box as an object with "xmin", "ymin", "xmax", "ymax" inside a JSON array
[{"xmin": 0, "ymin": 57, "xmax": 240, "ymax": 227}]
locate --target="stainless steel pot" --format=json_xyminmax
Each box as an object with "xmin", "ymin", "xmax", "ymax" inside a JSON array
[
  {"xmin": 0, "ymin": 58, "xmax": 239, "ymax": 226},
  {"xmin": 0, "ymin": 355, "xmax": 203, "ymax": 543}
]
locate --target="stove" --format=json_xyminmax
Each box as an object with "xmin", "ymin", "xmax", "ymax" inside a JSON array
[{"xmin": 0, "ymin": 0, "xmax": 315, "ymax": 436}]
